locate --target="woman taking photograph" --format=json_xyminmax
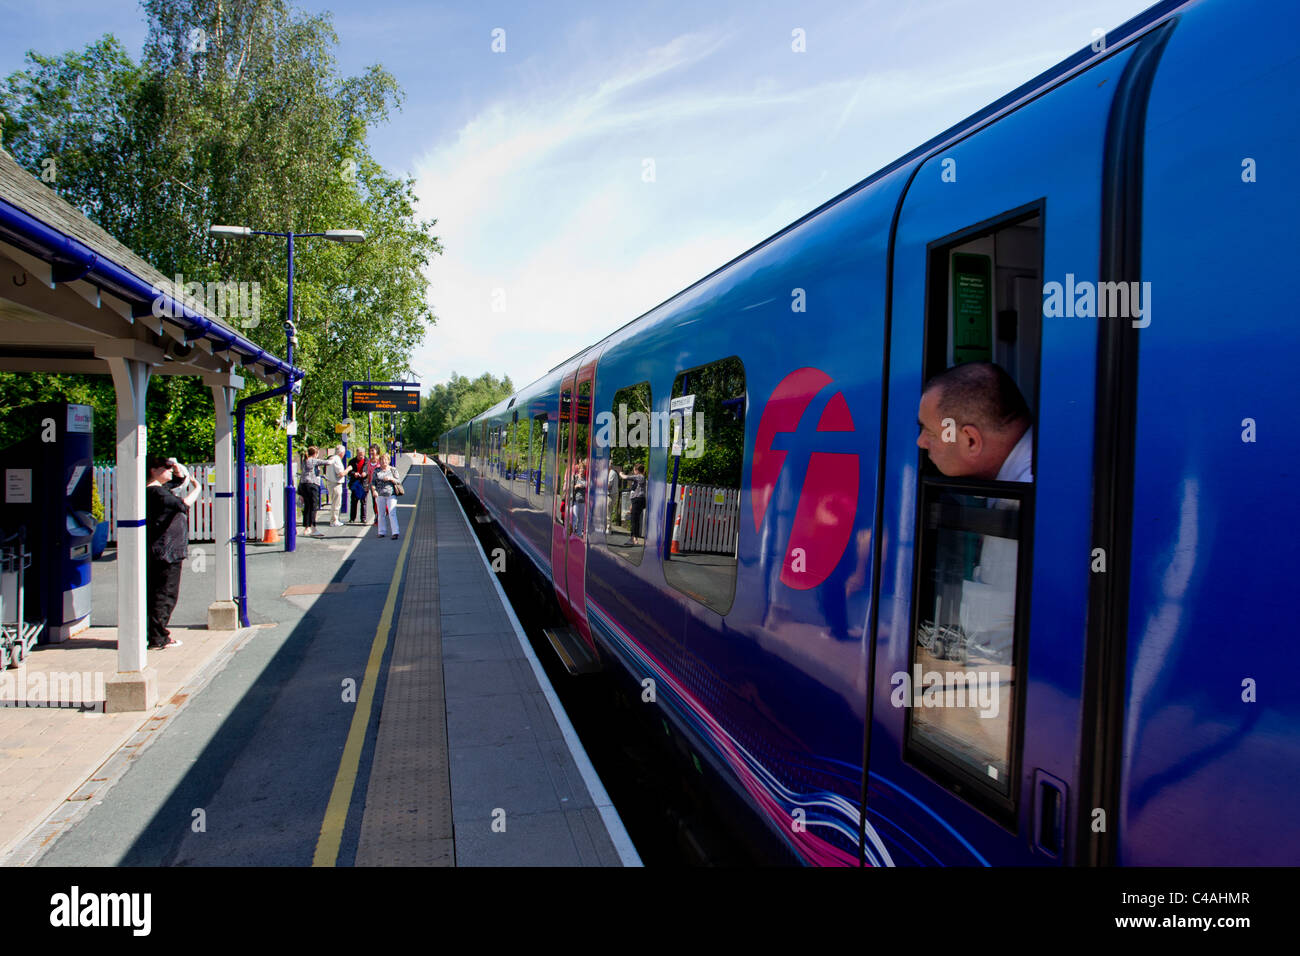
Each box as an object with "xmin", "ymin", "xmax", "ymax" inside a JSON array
[
  {"xmin": 369, "ymin": 453, "xmax": 401, "ymax": 539},
  {"xmin": 145, "ymin": 456, "xmax": 201, "ymax": 649}
]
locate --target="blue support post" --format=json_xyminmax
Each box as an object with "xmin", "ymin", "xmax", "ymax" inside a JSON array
[
  {"xmin": 236, "ymin": 381, "xmax": 294, "ymax": 627},
  {"xmin": 284, "ymin": 234, "xmax": 297, "ymax": 553}
]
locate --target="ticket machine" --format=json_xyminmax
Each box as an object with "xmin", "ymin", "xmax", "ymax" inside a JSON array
[{"xmin": 0, "ymin": 402, "xmax": 95, "ymax": 642}]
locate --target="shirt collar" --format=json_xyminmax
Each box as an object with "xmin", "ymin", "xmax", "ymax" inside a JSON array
[{"xmin": 996, "ymin": 426, "xmax": 1034, "ymax": 483}]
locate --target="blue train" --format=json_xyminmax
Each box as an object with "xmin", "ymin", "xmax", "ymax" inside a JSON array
[{"xmin": 438, "ymin": 0, "xmax": 1299, "ymax": 865}]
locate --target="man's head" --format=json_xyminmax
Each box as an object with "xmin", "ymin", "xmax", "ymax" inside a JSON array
[{"xmin": 917, "ymin": 362, "xmax": 1030, "ymax": 479}]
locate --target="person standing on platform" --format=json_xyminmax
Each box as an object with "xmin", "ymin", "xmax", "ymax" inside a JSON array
[
  {"xmin": 370, "ymin": 453, "xmax": 401, "ymax": 539},
  {"xmin": 627, "ymin": 462, "xmax": 647, "ymax": 544},
  {"xmin": 145, "ymin": 456, "xmax": 200, "ymax": 649},
  {"xmin": 367, "ymin": 444, "xmax": 382, "ymax": 526},
  {"xmin": 324, "ymin": 445, "xmax": 347, "ymax": 527},
  {"xmin": 606, "ymin": 464, "xmax": 622, "ymax": 534},
  {"xmin": 297, "ymin": 446, "xmax": 327, "ymax": 537},
  {"xmin": 347, "ymin": 449, "xmax": 370, "ymax": 524}
]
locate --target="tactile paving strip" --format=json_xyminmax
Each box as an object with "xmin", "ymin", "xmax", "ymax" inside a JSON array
[{"xmin": 355, "ymin": 471, "xmax": 454, "ymax": 865}]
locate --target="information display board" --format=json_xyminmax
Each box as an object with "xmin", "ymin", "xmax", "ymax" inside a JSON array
[{"xmin": 350, "ymin": 389, "xmax": 420, "ymax": 412}]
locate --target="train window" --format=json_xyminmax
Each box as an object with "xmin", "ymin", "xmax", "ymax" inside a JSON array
[
  {"xmin": 554, "ymin": 391, "xmax": 571, "ymax": 526},
  {"xmin": 506, "ymin": 415, "xmax": 519, "ymax": 483},
  {"xmin": 531, "ymin": 413, "xmax": 547, "ymax": 498},
  {"xmin": 604, "ymin": 382, "xmax": 651, "ymax": 565},
  {"xmin": 907, "ymin": 206, "xmax": 1041, "ymax": 822},
  {"xmin": 907, "ymin": 484, "xmax": 1031, "ymax": 808},
  {"xmin": 922, "ymin": 206, "xmax": 1042, "ymax": 423},
  {"xmin": 661, "ymin": 356, "xmax": 745, "ymax": 615},
  {"xmin": 566, "ymin": 380, "xmax": 594, "ymax": 537},
  {"xmin": 512, "ymin": 416, "xmax": 522, "ymax": 489}
]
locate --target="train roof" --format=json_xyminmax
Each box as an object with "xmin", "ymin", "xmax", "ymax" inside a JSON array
[{"xmin": 542, "ymin": 0, "xmax": 1188, "ymax": 373}]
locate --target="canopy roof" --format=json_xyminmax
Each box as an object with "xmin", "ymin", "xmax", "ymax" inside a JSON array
[{"xmin": 0, "ymin": 146, "xmax": 298, "ymax": 384}]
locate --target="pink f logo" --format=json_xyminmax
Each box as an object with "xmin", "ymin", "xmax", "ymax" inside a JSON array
[{"xmin": 751, "ymin": 368, "xmax": 859, "ymax": 590}]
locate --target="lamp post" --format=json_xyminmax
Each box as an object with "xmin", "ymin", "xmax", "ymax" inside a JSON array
[{"xmin": 210, "ymin": 225, "xmax": 366, "ymax": 552}]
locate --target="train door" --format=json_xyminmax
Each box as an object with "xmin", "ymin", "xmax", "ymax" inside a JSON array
[
  {"xmin": 550, "ymin": 362, "xmax": 597, "ymax": 646},
  {"xmin": 866, "ymin": 39, "xmax": 1147, "ymax": 865}
]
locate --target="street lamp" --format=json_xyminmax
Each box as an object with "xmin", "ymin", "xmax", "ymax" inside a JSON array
[{"xmin": 209, "ymin": 223, "xmax": 367, "ymax": 552}]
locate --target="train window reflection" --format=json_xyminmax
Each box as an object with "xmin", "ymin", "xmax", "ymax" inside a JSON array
[
  {"xmin": 506, "ymin": 416, "xmax": 518, "ymax": 483},
  {"xmin": 531, "ymin": 413, "xmax": 547, "ymax": 499},
  {"xmin": 605, "ymin": 382, "xmax": 651, "ymax": 565},
  {"xmin": 907, "ymin": 487, "xmax": 1026, "ymax": 803},
  {"xmin": 555, "ymin": 392, "xmax": 571, "ymax": 526},
  {"xmin": 568, "ymin": 380, "xmax": 593, "ymax": 536},
  {"xmin": 661, "ymin": 356, "xmax": 745, "ymax": 615}
]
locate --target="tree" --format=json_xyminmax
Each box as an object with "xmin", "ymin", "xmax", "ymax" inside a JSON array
[
  {"xmin": 406, "ymin": 372, "xmax": 515, "ymax": 449},
  {"xmin": 0, "ymin": 0, "xmax": 441, "ymax": 463},
  {"xmin": 671, "ymin": 356, "xmax": 746, "ymax": 488}
]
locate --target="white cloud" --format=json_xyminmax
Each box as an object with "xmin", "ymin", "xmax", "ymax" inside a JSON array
[{"xmin": 406, "ymin": 1, "xmax": 1151, "ymax": 397}]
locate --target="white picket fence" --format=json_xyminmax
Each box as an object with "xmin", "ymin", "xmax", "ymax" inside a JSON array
[
  {"xmin": 671, "ymin": 483, "xmax": 741, "ymax": 557},
  {"xmin": 95, "ymin": 464, "xmax": 286, "ymax": 544}
]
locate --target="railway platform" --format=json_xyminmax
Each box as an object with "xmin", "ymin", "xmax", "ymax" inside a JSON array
[{"xmin": 0, "ymin": 457, "xmax": 638, "ymax": 867}]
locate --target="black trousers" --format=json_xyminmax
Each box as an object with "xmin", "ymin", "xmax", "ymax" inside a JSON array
[
  {"xmin": 300, "ymin": 482, "xmax": 321, "ymax": 529},
  {"xmin": 629, "ymin": 497, "xmax": 646, "ymax": 538},
  {"xmin": 147, "ymin": 558, "xmax": 184, "ymax": 647},
  {"xmin": 349, "ymin": 482, "xmax": 368, "ymax": 522}
]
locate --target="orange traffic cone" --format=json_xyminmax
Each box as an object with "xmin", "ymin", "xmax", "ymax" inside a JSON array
[
  {"xmin": 263, "ymin": 497, "xmax": 279, "ymax": 543},
  {"xmin": 670, "ymin": 497, "xmax": 683, "ymax": 554}
]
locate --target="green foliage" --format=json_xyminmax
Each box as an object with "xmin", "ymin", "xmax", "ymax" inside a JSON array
[
  {"xmin": 610, "ymin": 382, "xmax": 651, "ymax": 475},
  {"xmin": 667, "ymin": 356, "xmax": 746, "ymax": 489},
  {"xmin": 406, "ymin": 372, "xmax": 515, "ymax": 449},
  {"xmin": 90, "ymin": 478, "xmax": 105, "ymax": 524},
  {"xmin": 0, "ymin": 376, "xmax": 117, "ymax": 460},
  {"xmin": 0, "ymin": 0, "xmax": 440, "ymax": 462}
]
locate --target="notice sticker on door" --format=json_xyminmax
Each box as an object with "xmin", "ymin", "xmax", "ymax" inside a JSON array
[
  {"xmin": 5, "ymin": 468, "xmax": 32, "ymax": 503},
  {"xmin": 67, "ymin": 404, "xmax": 93, "ymax": 433},
  {"xmin": 66, "ymin": 464, "xmax": 86, "ymax": 497}
]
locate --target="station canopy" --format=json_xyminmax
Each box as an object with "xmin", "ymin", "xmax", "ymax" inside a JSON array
[{"xmin": 0, "ymin": 145, "xmax": 298, "ymax": 385}]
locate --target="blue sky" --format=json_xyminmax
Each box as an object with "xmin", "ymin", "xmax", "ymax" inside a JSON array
[{"xmin": 1, "ymin": 0, "xmax": 1157, "ymax": 391}]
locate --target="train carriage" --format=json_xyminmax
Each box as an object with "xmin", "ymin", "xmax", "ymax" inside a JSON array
[{"xmin": 440, "ymin": 0, "xmax": 1300, "ymax": 865}]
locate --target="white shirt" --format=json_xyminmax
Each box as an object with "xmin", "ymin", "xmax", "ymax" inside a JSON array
[
  {"xmin": 996, "ymin": 426, "xmax": 1034, "ymax": 483},
  {"xmin": 326, "ymin": 455, "xmax": 346, "ymax": 484},
  {"xmin": 963, "ymin": 425, "xmax": 1032, "ymax": 663}
]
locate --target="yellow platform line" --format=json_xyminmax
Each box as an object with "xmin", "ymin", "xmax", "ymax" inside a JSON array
[{"xmin": 312, "ymin": 473, "xmax": 422, "ymax": 866}]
